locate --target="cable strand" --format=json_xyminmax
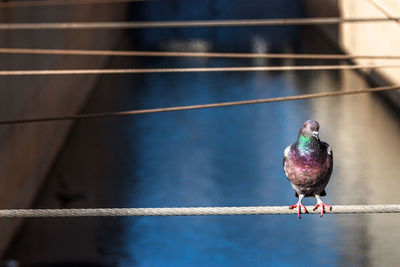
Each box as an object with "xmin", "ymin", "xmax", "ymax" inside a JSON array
[
  {"xmin": 2, "ymin": 48, "xmax": 400, "ymax": 60},
  {"xmin": 2, "ymin": 64, "xmax": 400, "ymax": 76},
  {"xmin": 1, "ymin": 205, "xmax": 400, "ymax": 217},
  {"xmin": 366, "ymin": 0, "xmax": 400, "ymax": 24},
  {"xmin": 0, "ymin": 0, "xmax": 154, "ymax": 8},
  {"xmin": 1, "ymin": 17, "xmax": 400, "ymax": 30},
  {"xmin": 0, "ymin": 85, "xmax": 398, "ymax": 125}
]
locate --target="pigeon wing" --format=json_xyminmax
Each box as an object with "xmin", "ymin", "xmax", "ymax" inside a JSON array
[
  {"xmin": 316, "ymin": 142, "xmax": 333, "ymax": 196},
  {"xmin": 283, "ymin": 144, "xmax": 292, "ymax": 183}
]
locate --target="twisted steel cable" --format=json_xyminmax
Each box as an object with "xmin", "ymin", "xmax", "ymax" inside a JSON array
[{"xmin": 0, "ymin": 205, "xmax": 399, "ymax": 217}]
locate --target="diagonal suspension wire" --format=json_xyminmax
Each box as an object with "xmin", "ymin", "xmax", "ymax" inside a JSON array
[
  {"xmin": 1, "ymin": 64, "xmax": 400, "ymax": 76},
  {"xmin": 0, "ymin": 205, "xmax": 400, "ymax": 217},
  {"xmin": 2, "ymin": 48, "xmax": 400, "ymax": 60},
  {"xmin": 0, "ymin": 0, "xmax": 154, "ymax": 8},
  {"xmin": 0, "ymin": 85, "xmax": 398, "ymax": 125},
  {"xmin": 366, "ymin": 0, "xmax": 400, "ymax": 24},
  {"xmin": 1, "ymin": 17, "xmax": 400, "ymax": 30}
]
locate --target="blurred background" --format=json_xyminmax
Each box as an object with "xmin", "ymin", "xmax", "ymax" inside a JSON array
[{"xmin": 0, "ymin": 0, "xmax": 400, "ymax": 266}]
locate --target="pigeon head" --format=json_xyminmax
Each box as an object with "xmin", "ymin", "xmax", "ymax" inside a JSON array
[
  {"xmin": 296, "ymin": 120, "xmax": 320, "ymax": 153},
  {"xmin": 298, "ymin": 120, "xmax": 320, "ymax": 140}
]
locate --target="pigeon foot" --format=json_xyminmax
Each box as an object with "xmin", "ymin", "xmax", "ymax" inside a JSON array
[
  {"xmin": 313, "ymin": 202, "xmax": 332, "ymax": 217},
  {"xmin": 289, "ymin": 202, "xmax": 308, "ymax": 219}
]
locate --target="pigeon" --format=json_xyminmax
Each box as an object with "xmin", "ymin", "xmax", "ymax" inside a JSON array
[{"xmin": 283, "ymin": 120, "xmax": 333, "ymax": 218}]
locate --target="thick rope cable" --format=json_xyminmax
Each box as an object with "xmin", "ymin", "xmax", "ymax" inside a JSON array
[
  {"xmin": 0, "ymin": 0, "xmax": 154, "ymax": 8},
  {"xmin": 0, "ymin": 85, "xmax": 398, "ymax": 125},
  {"xmin": 2, "ymin": 48, "xmax": 400, "ymax": 60},
  {"xmin": 1, "ymin": 64, "xmax": 400, "ymax": 76},
  {"xmin": 0, "ymin": 205, "xmax": 399, "ymax": 217},
  {"xmin": 1, "ymin": 17, "xmax": 400, "ymax": 31}
]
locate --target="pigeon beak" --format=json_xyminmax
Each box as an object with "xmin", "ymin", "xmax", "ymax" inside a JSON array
[{"xmin": 312, "ymin": 131, "xmax": 319, "ymax": 140}]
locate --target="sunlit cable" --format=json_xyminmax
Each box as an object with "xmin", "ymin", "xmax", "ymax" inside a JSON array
[
  {"xmin": 1, "ymin": 48, "xmax": 400, "ymax": 60},
  {"xmin": 1, "ymin": 64, "xmax": 400, "ymax": 76},
  {"xmin": 1, "ymin": 17, "xmax": 400, "ymax": 30},
  {"xmin": 366, "ymin": 0, "xmax": 400, "ymax": 24}
]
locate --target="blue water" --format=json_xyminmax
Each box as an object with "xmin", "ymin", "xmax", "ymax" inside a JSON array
[
  {"xmin": 5, "ymin": 1, "xmax": 400, "ymax": 266},
  {"xmin": 101, "ymin": 75, "xmax": 339, "ymax": 266},
  {"xmin": 96, "ymin": 65, "xmax": 343, "ymax": 266}
]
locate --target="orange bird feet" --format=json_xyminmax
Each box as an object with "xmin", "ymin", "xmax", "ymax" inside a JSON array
[
  {"xmin": 313, "ymin": 202, "xmax": 332, "ymax": 217},
  {"xmin": 289, "ymin": 201, "xmax": 308, "ymax": 219}
]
